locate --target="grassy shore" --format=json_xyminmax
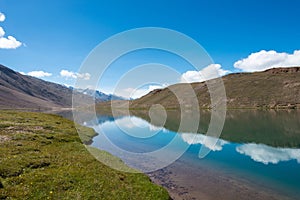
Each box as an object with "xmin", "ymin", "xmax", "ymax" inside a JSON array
[{"xmin": 0, "ymin": 111, "xmax": 169, "ymax": 200}]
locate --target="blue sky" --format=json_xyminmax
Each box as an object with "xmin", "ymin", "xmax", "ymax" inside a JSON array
[{"xmin": 0, "ymin": 0, "xmax": 299, "ymax": 97}]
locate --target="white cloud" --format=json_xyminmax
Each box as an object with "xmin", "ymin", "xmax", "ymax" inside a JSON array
[
  {"xmin": 181, "ymin": 133, "xmax": 228, "ymax": 151},
  {"xmin": 60, "ymin": 70, "xmax": 91, "ymax": 80},
  {"xmin": 60, "ymin": 70, "xmax": 77, "ymax": 79},
  {"xmin": 180, "ymin": 64, "xmax": 230, "ymax": 83},
  {"xmin": 234, "ymin": 50, "xmax": 300, "ymax": 72},
  {"xmin": 0, "ymin": 27, "xmax": 4, "ymax": 37},
  {"xmin": 0, "ymin": 26, "xmax": 22, "ymax": 49},
  {"xmin": 77, "ymin": 73, "xmax": 91, "ymax": 80},
  {"xmin": 0, "ymin": 13, "xmax": 5, "ymax": 22},
  {"xmin": 0, "ymin": 35, "xmax": 22, "ymax": 49},
  {"xmin": 24, "ymin": 70, "xmax": 52, "ymax": 78},
  {"xmin": 0, "ymin": 13, "xmax": 22, "ymax": 49},
  {"xmin": 236, "ymin": 143, "xmax": 300, "ymax": 165},
  {"xmin": 116, "ymin": 84, "xmax": 167, "ymax": 99}
]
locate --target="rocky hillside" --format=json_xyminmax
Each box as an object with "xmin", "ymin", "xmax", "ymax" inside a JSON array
[
  {"xmin": 131, "ymin": 67, "xmax": 300, "ymax": 109},
  {"xmin": 0, "ymin": 64, "xmax": 93, "ymax": 110}
]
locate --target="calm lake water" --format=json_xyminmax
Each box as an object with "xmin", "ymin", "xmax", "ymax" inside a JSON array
[{"xmin": 88, "ymin": 110, "xmax": 300, "ymax": 199}]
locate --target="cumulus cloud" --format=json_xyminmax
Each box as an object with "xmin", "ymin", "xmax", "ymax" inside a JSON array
[
  {"xmin": 117, "ymin": 84, "xmax": 167, "ymax": 99},
  {"xmin": 0, "ymin": 35, "xmax": 22, "ymax": 49},
  {"xmin": 0, "ymin": 27, "xmax": 4, "ymax": 37},
  {"xmin": 0, "ymin": 13, "xmax": 5, "ymax": 22},
  {"xmin": 180, "ymin": 64, "xmax": 230, "ymax": 83},
  {"xmin": 22, "ymin": 70, "xmax": 52, "ymax": 78},
  {"xmin": 236, "ymin": 143, "xmax": 300, "ymax": 165},
  {"xmin": 60, "ymin": 70, "xmax": 77, "ymax": 79},
  {"xmin": 181, "ymin": 133, "xmax": 228, "ymax": 151},
  {"xmin": 234, "ymin": 50, "xmax": 300, "ymax": 72},
  {"xmin": 0, "ymin": 13, "xmax": 22, "ymax": 49},
  {"xmin": 60, "ymin": 70, "xmax": 91, "ymax": 80},
  {"xmin": 0, "ymin": 27, "xmax": 22, "ymax": 49}
]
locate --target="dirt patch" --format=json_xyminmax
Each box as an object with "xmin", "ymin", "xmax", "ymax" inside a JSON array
[
  {"xmin": 32, "ymin": 126, "xmax": 44, "ymax": 130},
  {"xmin": 0, "ymin": 135, "xmax": 10, "ymax": 143},
  {"xmin": 4, "ymin": 126, "xmax": 45, "ymax": 134}
]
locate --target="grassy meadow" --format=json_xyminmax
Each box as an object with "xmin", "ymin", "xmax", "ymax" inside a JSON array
[{"xmin": 0, "ymin": 111, "xmax": 169, "ymax": 200}]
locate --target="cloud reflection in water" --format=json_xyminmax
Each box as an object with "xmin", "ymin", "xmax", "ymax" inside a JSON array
[
  {"xmin": 236, "ymin": 143, "xmax": 300, "ymax": 164},
  {"xmin": 181, "ymin": 133, "xmax": 228, "ymax": 151}
]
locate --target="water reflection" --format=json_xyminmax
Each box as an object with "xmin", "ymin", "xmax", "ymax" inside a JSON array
[
  {"xmin": 88, "ymin": 111, "xmax": 300, "ymax": 199},
  {"xmin": 236, "ymin": 143, "xmax": 300, "ymax": 165},
  {"xmin": 91, "ymin": 116, "xmax": 191, "ymax": 172},
  {"xmin": 91, "ymin": 114, "xmax": 300, "ymax": 165},
  {"xmin": 114, "ymin": 116, "xmax": 166, "ymax": 138},
  {"xmin": 180, "ymin": 133, "xmax": 228, "ymax": 151},
  {"xmin": 89, "ymin": 113, "xmax": 300, "ymax": 198},
  {"xmin": 131, "ymin": 109, "xmax": 300, "ymax": 148}
]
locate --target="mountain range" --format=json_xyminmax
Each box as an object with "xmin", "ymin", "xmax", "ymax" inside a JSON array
[
  {"xmin": 131, "ymin": 67, "xmax": 300, "ymax": 109},
  {"xmin": 0, "ymin": 64, "xmax": 122, "ymax": 110},
  {"xmin": 1, "ymin": 64, "xmax": 299, "ymax": 110},
  {"xmin": 73, "ymin": 88, "xmax": 125, "ymax": 101}
]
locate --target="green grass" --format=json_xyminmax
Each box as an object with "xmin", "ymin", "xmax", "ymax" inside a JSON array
[{"xmin": 0, "ymin": 111, "xmax": 169, "ymax": 200}]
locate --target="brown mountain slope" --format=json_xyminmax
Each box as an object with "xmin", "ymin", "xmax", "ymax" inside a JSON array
[
  {"xmin": 131, "ymin": 67, "xmax": 300, "ymax": 109},
  {"xmin": 0, "ymin": 64, "xmax": 92, "ymax": 110}
]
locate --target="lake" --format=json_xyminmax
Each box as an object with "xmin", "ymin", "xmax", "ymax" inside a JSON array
[{"xmin": 87, "ymin": 110, "xmax": 300, "ymax": 200}]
